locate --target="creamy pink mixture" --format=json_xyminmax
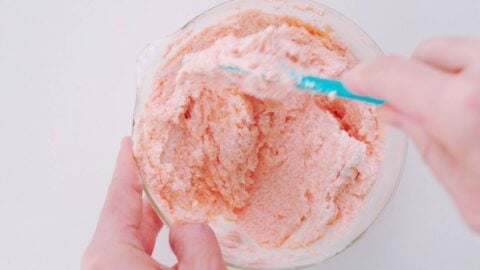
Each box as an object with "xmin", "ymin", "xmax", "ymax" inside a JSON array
[{"xmin": 133, "ymin": 10, "xmax": 383, "ymax": 249}]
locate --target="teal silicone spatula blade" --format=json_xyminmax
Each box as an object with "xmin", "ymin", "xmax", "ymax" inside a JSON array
[
  {"xmin": 296, "ymin": 75, "xmax": 385, "ymax": 105},
  {"xmin": 219, "ymin": 64, "xmax": 385, "ymax": 105}
]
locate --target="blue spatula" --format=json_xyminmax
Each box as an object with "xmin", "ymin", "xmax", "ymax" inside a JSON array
[{"xmin": 220, "ymin": 65, "xmax": 384, "ymax": 105}]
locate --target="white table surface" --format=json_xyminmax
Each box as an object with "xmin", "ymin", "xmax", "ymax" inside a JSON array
[{"xmin": 1, "ymin": 0, "xmax": 479, "ymax": 269}]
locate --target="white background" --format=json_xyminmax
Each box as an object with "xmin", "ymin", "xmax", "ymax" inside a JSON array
[{"xmin": 1, "ymin": 0, "xmax": 479, "ymax": 269}]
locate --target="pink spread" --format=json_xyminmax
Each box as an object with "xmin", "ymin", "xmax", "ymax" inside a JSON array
[{"xmin": 133, "ymin": 10, "xmax": 383, "ymax": 249}]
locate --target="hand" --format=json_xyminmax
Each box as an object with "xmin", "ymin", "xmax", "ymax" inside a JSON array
[
  {"xmin": 82, "ymin": 137, "xmax": 227, "ymax": 270},
  {"xmin": 342, "ymin": 37, "xmax": 480, "ymax": 232}
]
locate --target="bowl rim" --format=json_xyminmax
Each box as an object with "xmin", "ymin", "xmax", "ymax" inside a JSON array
[{"xmin": 133, "ymin": 0, "xmax": 410, "ymax": 269}]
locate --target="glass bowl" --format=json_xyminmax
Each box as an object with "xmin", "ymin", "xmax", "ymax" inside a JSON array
[{"xmin": 133, "ymin": 0, "xmax": 408, "ymax": 269}]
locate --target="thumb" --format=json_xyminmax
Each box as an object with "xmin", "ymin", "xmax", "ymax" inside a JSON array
[{"xmin": 169, "ymin": 223, "xmax": 226, "ymax": 270}]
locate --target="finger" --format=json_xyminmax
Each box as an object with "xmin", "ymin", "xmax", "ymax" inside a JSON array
[
  {"xmin": 97, "ymin": 137, "xmax": 143, "ymax": 238},
  {"xmin": 382, "ymin": 110, "xmax": 480, "ymax": 232},
  {"xmin": 169, "ymin": 223, "xmax": 226, "ymax": 270},
  {"xmin": 342, "ymin": 54, "xmax": 449, "ymax": 125},
  {"xmin": 83, "ymin": 244, "xmax": 171, "ymax": 270},
  {"xmin": 410, "ymin": 121, "xmax": 480, "ymax": 232},
  {"xmin": 412, "ymin": 37, "xmax": 480, "ymax": 73},
  {"xmin": 380, "ymin": 108, "xmax": 460, "ymax": 191},
  {"xmin": 140, "ymin": 199, "xmax": 164, "ymax": 255}
]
